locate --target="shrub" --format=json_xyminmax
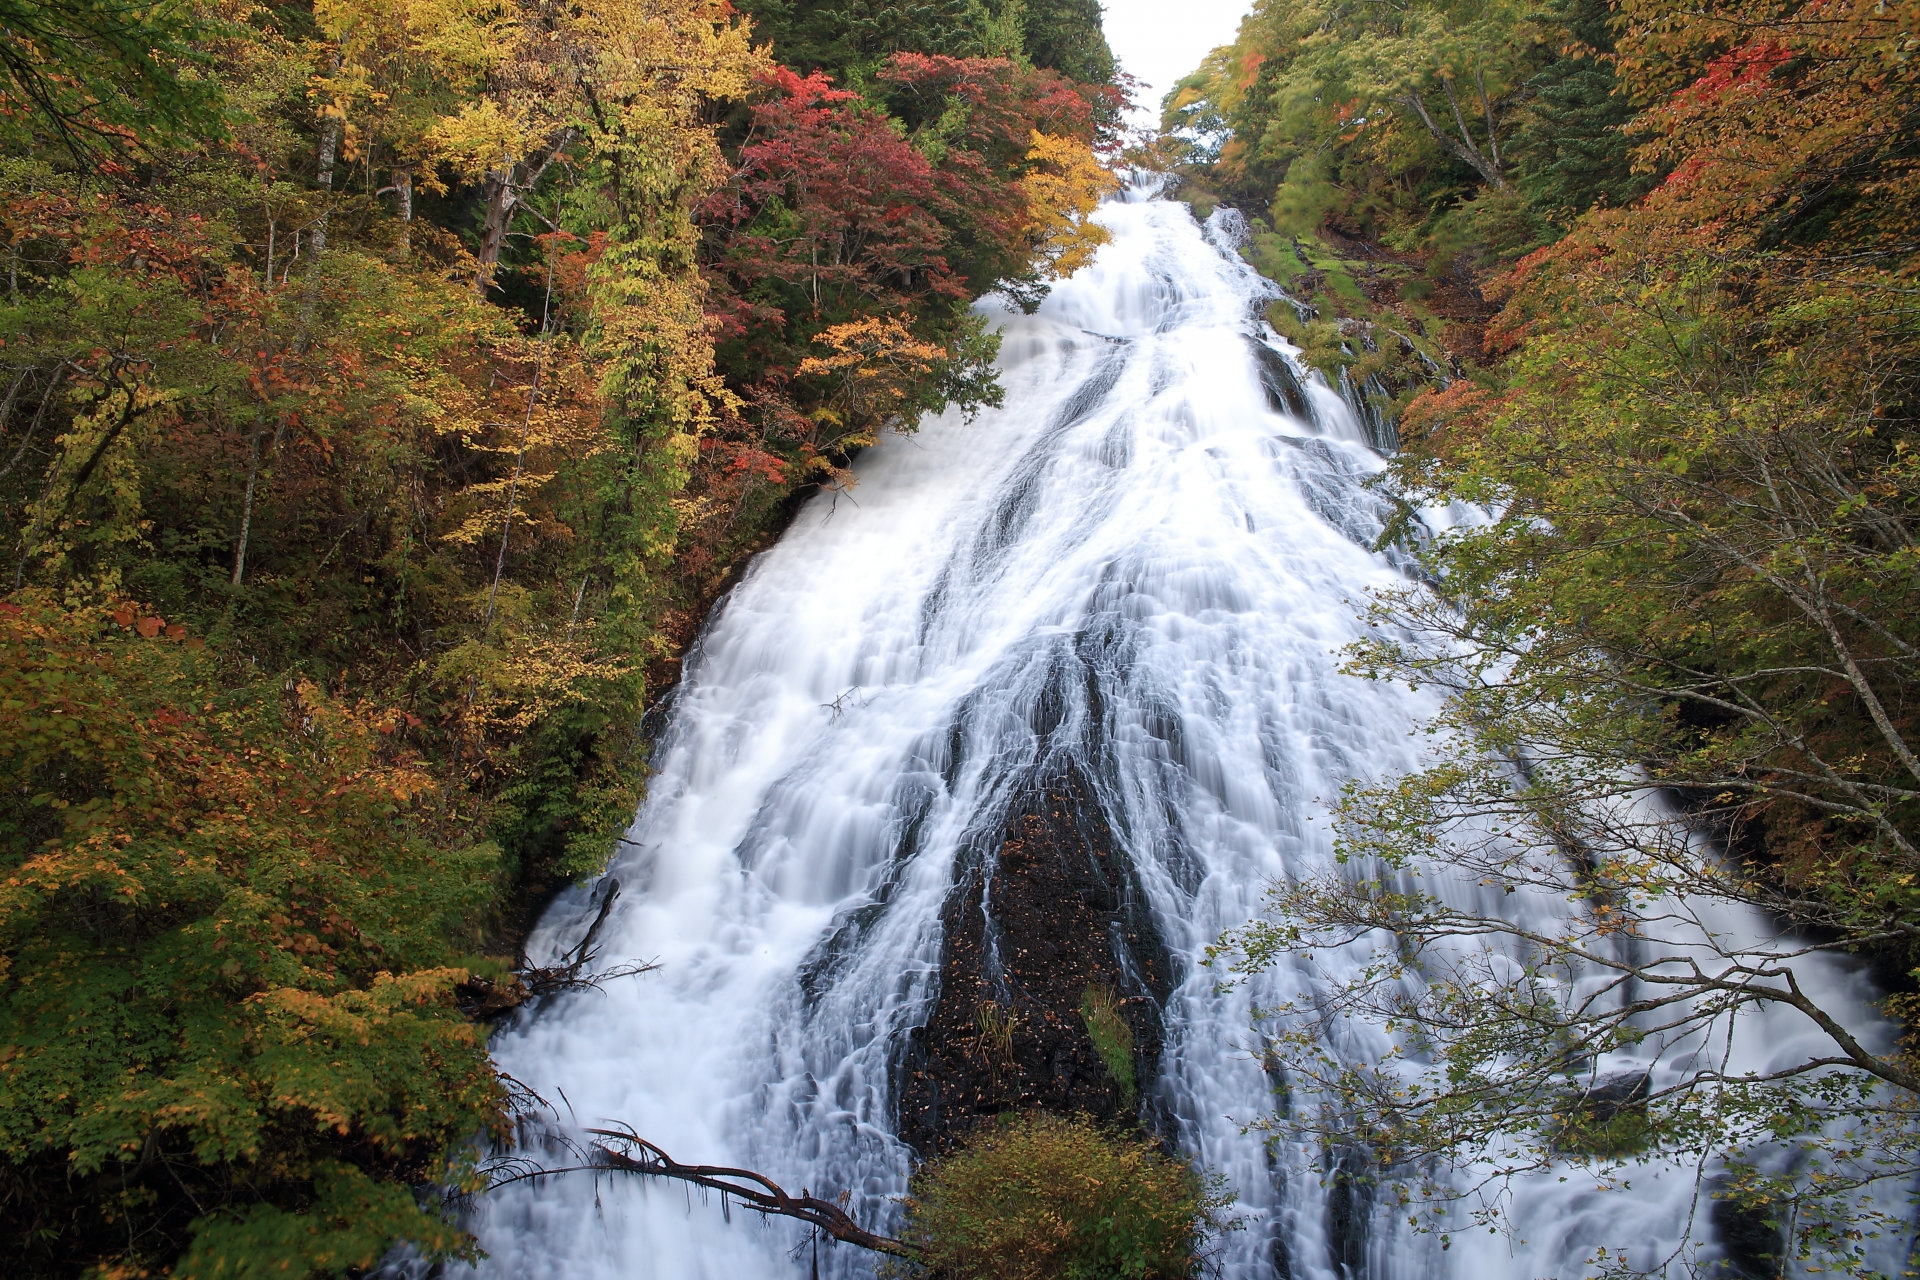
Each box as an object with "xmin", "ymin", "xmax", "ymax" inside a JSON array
[{"xmin": 903, "ymin": 1112, "xmax": 1231, "ymax": 1280}]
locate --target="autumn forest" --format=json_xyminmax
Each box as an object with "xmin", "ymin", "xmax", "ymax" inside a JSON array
[{"xmin": 0, "ymin": 0, "xmax": 1119, "ymax": 1271}]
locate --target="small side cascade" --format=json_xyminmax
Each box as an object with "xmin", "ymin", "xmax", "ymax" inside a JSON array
[{"xmin": 1336, "ymin": 361, "xmax": 1400, "ymax": 454}]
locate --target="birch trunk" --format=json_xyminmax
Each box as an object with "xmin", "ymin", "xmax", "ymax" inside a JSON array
[
  {"xmin": 310, "ymin": 110, "xmax": 341, "ymax": 256},
  {"xmin": 231, "ymin": 421, "xmax": 284, "ymax": 586},
  {"xmin": 392, "ymin": 165, "xmax": 412, "ymax": 257}
]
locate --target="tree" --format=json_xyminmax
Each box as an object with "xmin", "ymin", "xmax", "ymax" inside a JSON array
[
  {"xmin": 0, "ymin": 0, "xmax": 1129, "ymax": 1267},
  {"xmin": 728, "ymin": 0, "xmax": 986, "ymax": 80},
  {"xmin": 1021, "ymin": 0, "xmax": 1114, "ymax": 87},
  {"xmin": 1220, "ymin": 296, "xmax": 1920, "ymax": 1264},
  {"xmin": 0, "ymin": 597, "xmax": 504, "ymax": 1276},
  {"xmin": 0, "ymin": 0, "xmax": 221, "ymax": 156},
  {"xmin": 681, "ymin": 52, "xmax": 1109, "ymax": 552},
  {"xmin": 730, "ymin": 0, "xmax": 1116, "ymax": 89},
  {"xmin": 1161, "ymin": 0, "xmax": 1647, "ymax": 248},
  {"xmin": 1163, "ymin": 0, "xmax": 1543, "ymax": 197},
  {"xmin": 1502, "ymin": 0, "xmax": 1651, "ymax": 219}
]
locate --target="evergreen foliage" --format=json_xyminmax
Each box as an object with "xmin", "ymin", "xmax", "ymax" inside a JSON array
[
  {"xmin": 732, "ymin": 0, "xmax": 995, "ymax": 75},
  {"xmin": 1020, "ymin": 0, "xmax": 1114, "ymax": 87},
  {"xmin": 1504, "ymin": 0, "xmax": 1652, "ymax": 218},
  {"xmin": 735, "ymin": 0, "xmax": 1115, "ymax": 87}
]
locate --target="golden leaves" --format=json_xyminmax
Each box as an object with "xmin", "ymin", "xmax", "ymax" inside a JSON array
[
  {"xmin": 429, "ymin": 98, "xmax": 528, "ymax": 182},
  {"xmin": 1019, "ymin": 131, "xmax": 1117, "ymax": 281},
  {"xmin": 798, "ymin": 317, "xmax": 948, "ymax": 418},
  {"xmin": 436, "ymin": 628, "xmax": 630, "ymax": 737}
]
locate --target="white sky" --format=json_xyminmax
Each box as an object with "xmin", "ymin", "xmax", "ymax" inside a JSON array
[{"xmin": 1100, "ymin": 0, "xmax": 1255, "ymax": 128}]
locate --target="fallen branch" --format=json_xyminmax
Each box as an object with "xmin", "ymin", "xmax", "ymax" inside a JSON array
[
  {"xmin": 592, "ymin": 1129, "xmax": 916, "ymax": 1258},
  {"xmin": 491, "ymin": 1125, "xmax": 916, "ymax": 1259}
]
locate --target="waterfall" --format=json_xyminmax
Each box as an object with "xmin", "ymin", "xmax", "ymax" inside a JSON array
[{"xmin": 469, "ymin": 182, "xmax": 1898, "ymax": 1279}]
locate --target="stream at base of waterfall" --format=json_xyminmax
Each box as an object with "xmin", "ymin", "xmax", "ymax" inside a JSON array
[{"xmin": 467, "ymin": 180, "xmax": 1898, "ymax": 1280}]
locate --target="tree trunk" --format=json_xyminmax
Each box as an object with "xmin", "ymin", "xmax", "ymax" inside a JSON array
[
  {"xmin": 474, "ymin": 161, "xmax": 520, "ymax": 297},
  {"xmin": 231, "ymin": 429, "xmax": 261, "ymax": 586},
  {"xmin": 392, "ymin": 165, "xmax": 412, "ymax": 257},
  {"xmin": 310, "ymin": 107, "xmax": 341, "ymax": 256},
  {"xmin": 300, "ymin": 52, "xmax": 343, "ymax": 337},
  {"xmin": 1398, "ymin": 83, "xmax": 1508, "ymax": 191},
  {"xmin": 473, "ymin": 129, "xmax": 574, "ymax": 297},
  {"xmin": 231, "ymin": 421, "xmax": 284, "ymax": 586}
]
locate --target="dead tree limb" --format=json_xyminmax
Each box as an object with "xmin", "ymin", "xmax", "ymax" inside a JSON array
[
  {"xmin": 457, "ymin": 880, "xmax": 652, "ymax": 1019},
  {"xmin": 491, "ymin": 1127, "xmax": 917, "ymax": 1259}
]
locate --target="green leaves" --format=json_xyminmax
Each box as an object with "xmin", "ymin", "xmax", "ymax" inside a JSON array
[
  {"xmin": 1222, "ymin": 159, "xmax": 1920, "ymax": 1280},
  {"xmin": 0, "ymin": 0, "xmax": 224, "ymax": 158},
  {"xmin": 1168, "ymin": 0, "xmax": 1643, "ymax": 266},
  {"xmin": 0, "ymin": 0, "xmax": 1130, "ymax": 1270},
  {"xmin": 178, "ymin": 1161, "xmax": 478, "ymax": 1279},
  {"xmin": 1196, "ymin": 0, "xmax": 1920, "ymax": 1266}
]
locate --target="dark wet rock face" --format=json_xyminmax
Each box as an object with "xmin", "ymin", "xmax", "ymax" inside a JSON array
[
  {"xmin": 896, "ymin": 770, "xmax": 1172, "ymax": 1153},
  {"xmin": 1325, "ymin": 1145, "xmax": 1373, "ymax": 1280},
  {"xmin": 1710, "ymin": 1185, "xmax": 1787, "ymax": 1279}
]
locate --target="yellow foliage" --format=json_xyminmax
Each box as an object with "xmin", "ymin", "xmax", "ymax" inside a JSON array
[
  {"xmin": 429, "ymin": 97, "xmax": 531, "ymax": 181},
  {"xmin": 797, "ymin": 317, "xmax": 948, "ymax": 425},
  {"xmin": 435, "ymin": 0, "xmax": 764, "ymax": 185},
  {"xmin": 315, "ymin": 0, "xmax": 514, "ymax": 168},
  {"xmin": 790, "ymin": 318, "xmax": 953, "ymax": 489},
  {"xmin": 1020, "ymin": 130, "xmax": 1117, "ymax": 280},
  {"xmin": 437, "ymin": 625, "xmax": 631, "ymax": 737}
]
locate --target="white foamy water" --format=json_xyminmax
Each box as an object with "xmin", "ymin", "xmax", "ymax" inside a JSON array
[{"xmin": 468, "ymin": 184, "xmax": 1899, "ymax": 1279}]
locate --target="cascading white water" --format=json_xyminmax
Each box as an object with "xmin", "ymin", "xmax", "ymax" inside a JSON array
[{"xmin": 469, "ymin": 183, "xmax": 1899, "ymax": 1280}]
